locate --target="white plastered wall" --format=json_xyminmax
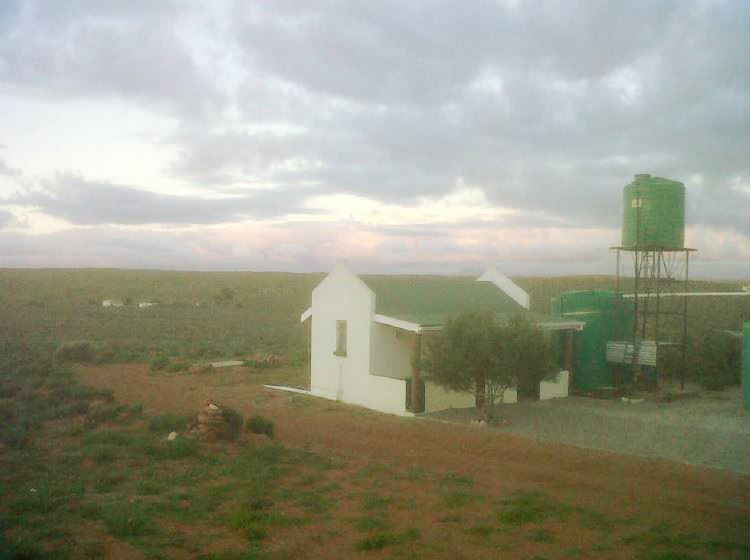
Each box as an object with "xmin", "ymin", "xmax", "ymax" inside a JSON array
[
  {"xmin": 309, "ymin": 264, "xmax": 409, "ymax": 416},
  {"xmin": 424, "ymin": 381, "xmax": 476, "ymax": 413},
  {"xmin": 370, "ymin": 323, "xmax": 413, "ymax": 379},
  {"xmin": 540, "ymin": 370, "xmax": 569, "ymax": 400}
]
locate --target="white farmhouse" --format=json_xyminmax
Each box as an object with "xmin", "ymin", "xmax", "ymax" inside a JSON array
[
  {"xmin": 300, "ymin": 264, "xmax": 582, "ymax": 417},
  {"xmin": 102, "ymin": 299, "xmax": 124, "ymax": 307}
]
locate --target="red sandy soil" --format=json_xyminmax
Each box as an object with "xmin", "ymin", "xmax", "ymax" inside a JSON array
[{"xmin": 76, "ymin": 364, "xmax": 749, "ymax": 558}]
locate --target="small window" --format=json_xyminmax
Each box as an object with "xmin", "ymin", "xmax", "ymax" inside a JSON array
[{"xmin": 334, "ymin": 320, "xmax": 347, "ymax": 357}]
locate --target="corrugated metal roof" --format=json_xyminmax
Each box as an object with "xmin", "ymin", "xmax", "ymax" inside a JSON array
[
  {"xmin": 361, "ymin": 274, "xmax": 522, "ymax": 327},
  {"xmin": 360, "ymin": 274, "xmax": 571, "ymax": 328}
]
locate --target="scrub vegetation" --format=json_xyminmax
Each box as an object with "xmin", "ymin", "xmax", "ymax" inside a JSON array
[{"xmin": 0, "ymin": 268, "xmax": 748, "ymax": 558}]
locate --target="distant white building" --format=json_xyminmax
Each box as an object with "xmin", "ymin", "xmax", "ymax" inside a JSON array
[
  {"xmin": 102, "ymin": 299, "xmax": 124, "ymax": 307},
  {"xmin": 300, "ymin": 264, "xmax": 580, "ymax": 417},
  {"xmin": 138, "ymin": 302, "xmax": 156, "ymax": 308}
]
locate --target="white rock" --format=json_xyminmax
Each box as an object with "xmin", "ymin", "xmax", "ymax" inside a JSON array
[{"xmin": 167, "ymin": 431, "xmax": 178, "ymax": 441}]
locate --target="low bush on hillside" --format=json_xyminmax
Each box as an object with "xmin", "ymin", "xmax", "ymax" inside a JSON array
[
  {"xmin": 221, "ymin": 407, "xmax": 244, "ymax": 441},
  {"xmin": 247, "ymin": 415, "xmax": 274, "ymax": 438},
  {"xmin": 148, "ymin": 413, "xmax": 191, "ymax": 434},
  {"xmin": 150, "ymin": 354, "xmax": 170, "ymax": 371},
  {"xmin": 55, "ymin": 340, "xmax": 95, "ymax": 363},
  {"xmin": 692, "ymin": 332, "xmax": 741, "ymax": 390}
]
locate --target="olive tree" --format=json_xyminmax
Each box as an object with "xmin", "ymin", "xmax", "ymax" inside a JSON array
[{"xmin": 422, "ymin": 311, "xmax": 556, "ymax": 422}]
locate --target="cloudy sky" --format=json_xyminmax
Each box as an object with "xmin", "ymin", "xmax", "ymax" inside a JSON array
[{"xmin": 0, "ymin": 0, "xmax": 748, "ymax": 278}]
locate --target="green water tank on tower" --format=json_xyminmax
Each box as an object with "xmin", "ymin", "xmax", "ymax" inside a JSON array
[
  {"xmin": 551, "ymin": 290, "xmax": 634, "ymax": 392},
  {"xmin": 622, "ymin": 174, "xmax": 685, "ymax": 250}
]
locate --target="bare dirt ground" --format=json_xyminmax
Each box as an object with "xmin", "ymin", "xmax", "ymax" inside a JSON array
[{"xmin": 76, "ymin": 364, "xmax": 749, "ymax": 557}]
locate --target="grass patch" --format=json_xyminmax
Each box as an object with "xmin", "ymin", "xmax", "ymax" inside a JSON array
[
  {"xmin": 360, "ymin": 491, "xmax": 393, "ymax": 512},
  {"xmin": 148, "ymin": 413, "xmax": 192, "ymax": 433},
  {"xmin": 527, "ymin": 528, "xmax": 557, "ymax": 543},
  {"xmin": 442, "ymin": 472, "xmax": 473, "ymax": 486},
  {"xmin": 496, "ymin": 491, "xmax": 569, "ymax": 525},
  {"xmin": 442, "ymin": 490, "xmax": 473, "ymax": 509},
  {"xmin": 150, "ymin": 437, "xmax": 200, "ymax": 460},
  {"xmin": 92, "ymin": 472, "xmax": 128, "ymax": 493},
  {"xmin": 246, "ymin": 415, "xmax": 274, "ymax": 438},
  {"xmin": 355, "ymin": 463, "xmax": 394, "ymax": 480},
  {"xmin": 621, "ymin": 523, "xmax": 748, "ymax": 558},
  {"xmin": 465, "ymin": 524, "xmax": 494, "ymax": 538},
  {"xmin": 355, "ymin": 528, "xmax": 420, "ymax": 551},
  {"xmin": 352, "ymin": 515, "xmax": 389, "ymax": 532},
  {"xmin": 134, "ymin": 480, "xmax": 162, "ymax": 496},
  {"xmin": 293, "ymin": 489, "xmax": 331, "ymax": 515},
  {"xmin": 102, "ymin": 501, "xmax": 158, "ymax": 539},
  {"xmin": 228, "ymin": 498, "xmax": 309, "ymax": 544}
]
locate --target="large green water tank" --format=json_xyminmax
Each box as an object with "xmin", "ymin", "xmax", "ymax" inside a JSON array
[
  {"xmin": 551, "ymin": 290, "xmax": 634, "ymax": 392},
  {"xmin": 621, "ymin": 174, "xmax": 685, "ymax": 249}
]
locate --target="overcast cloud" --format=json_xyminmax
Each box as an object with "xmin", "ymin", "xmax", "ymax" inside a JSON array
[{"xmin": 0, "ymin": 0, "xmax": 747, "ymax": 277}]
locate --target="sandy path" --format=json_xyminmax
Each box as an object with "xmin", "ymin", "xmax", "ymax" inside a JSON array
[{"xmin": 76, "ymin": 364, "xmax": 749, "ymax": 544}]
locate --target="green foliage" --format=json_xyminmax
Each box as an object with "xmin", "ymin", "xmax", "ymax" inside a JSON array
[
  {"xmin": 496, "ymin": 491, "xmax": 569, "ymax": 525},
  {"xmin": 84, "ymin": 403, "xmax": 127, "ymax": 427},
  {"xmin": 246, "ymin": 415, "xmax": 275, "ymax": 438},
  {"xmin": 55, "ymin": 340, "xmax": 95, "ymax": 362},
  {"xmin": 355, "ymin": 528, "xmax": 420, "ymax": 551},
  {"xmin": 423, "ymin": 312, "xmax": 556, "ymax": 420},
  {"xmin": 423, "ymin": 311, "xmax": 496, "ymax": 393},
  {"xmin": 441, "ymin": 473, "xmax": 473, "ymax": 487},
  {"xmin": 442, "ymin": 491, "xmax": 473, "ymax": 509},
  {"xmin": 148, "ymin": 413, "xmax": 192, "ymax": 433},
  {"xmin": 165, "ymin": 360, "xmax": 190, "ymax": 373},
  {"xmin": 692, "ymin": 332, "xmax": 741, "ymax": 390},
  {"xmin": 150, "ymin": 354, "xmax": 170, "ymax": 371},
  {"xmin": 217, "ymin": 406, "xmax": 244, "ymax": 441},
  {"xmin": 102, "ymin": 501, "xmax": 158, "ymax": 538},
  {"xmin": 352, "ymin": 516, "xmax": 389, "ymax": 532},
  {"xmin": 155, "ymin": 437, "xmax": 200, "ymax": 460}
]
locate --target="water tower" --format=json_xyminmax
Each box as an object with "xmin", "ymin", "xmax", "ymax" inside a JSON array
[{"xmin": 611, "ymin": 174, "xmax": 695, "ymax": 387}]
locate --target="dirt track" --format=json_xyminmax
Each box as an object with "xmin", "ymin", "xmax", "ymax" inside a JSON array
[{"xmin": 76, "ymin": 364, "xmax": 749, "ymax": 545}]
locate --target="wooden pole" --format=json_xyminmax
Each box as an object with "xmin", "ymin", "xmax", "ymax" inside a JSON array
[
  {"xmin": 565, "ymin": 329, "xmax": 575, "ymax": 388},
  {"xmin": 411, "ymin": 333, "xmax": 423, "ymax": 413}
]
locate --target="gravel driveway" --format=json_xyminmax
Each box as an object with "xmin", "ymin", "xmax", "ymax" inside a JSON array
[{"xmin": 432, "ymin": 385, "xmax": 749, "ymax": 474}]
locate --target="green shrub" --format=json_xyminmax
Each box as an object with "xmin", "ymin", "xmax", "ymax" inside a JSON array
[
  {"xmin": 246, "ymin": 415, "xmax": 274, "ymax": 438},
  {"xmin": 166, "ymin": 360, "xmax": 190, "ymax": 373},
  {"xmin": 150, "ymin": 354, "xmax": 170, "ymax": 371},
  {"xmin": 0, "ymin": 425, "xmax": 30, "ymax": 448},
  {"xmin": 220, "ymin": 407, "xmax": 244, "ymax": 441},
  {"xmin": 102, "ymin": 502, "xmax": 157, "ymax": 538},
  {"xmin": 355, "ymin": 528, "xmax": 420, "ymax": 551},
  {"xmin": 0, "ymin": 399, "xmax": 15, "ymax": 421},
  {"xmin": 85, "ymin": 404, "xmax": 125, "ymax": 428},
  {"xmin": 148, "ymin": 413, "xmax": 191, "ymax": 433},
  {"xmin": 497, "ymin": 492, "xmax": 569, "ymax": 525},
  {"xmin": 55, "ymin": 341, "xmax": 95, "ymax": 363},
  {"xmin": 0, "ymin": 379, "xmax": 19, "ymax": 398},
  {"xmin": 693, "ymin": 332, "xmax": 741, "ymax": 390},
  {"xmin": 154, "ymin": 437, "xmax": 200, "ymax": 460}
]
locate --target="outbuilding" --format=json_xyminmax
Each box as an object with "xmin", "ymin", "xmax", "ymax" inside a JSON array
[{"xmin": 300, "ymin": 264, "xmax": 582, "ymax": 416}]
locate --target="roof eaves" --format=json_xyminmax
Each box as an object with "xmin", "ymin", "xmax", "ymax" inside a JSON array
[
  {"xmin": 300, "ymin": 307, "xmax": 312, "ymax": 323},
  {"xmin": 374, "ymin": 313, "xmax": 420, "ymax": 333}
]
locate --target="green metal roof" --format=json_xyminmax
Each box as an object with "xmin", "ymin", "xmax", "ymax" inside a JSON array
[{"xmin": 361, "ymin": 274, "xmax": 525, "ymax": 327}]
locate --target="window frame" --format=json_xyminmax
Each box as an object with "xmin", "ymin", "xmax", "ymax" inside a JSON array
[{"xmin": 334, "ymin": 319, "xmax": 347, "ymax": 357}]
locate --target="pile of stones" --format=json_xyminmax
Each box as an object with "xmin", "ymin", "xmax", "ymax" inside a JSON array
[{"xmin": 190, "ymin": 401, "xmax": 242, "ymax": 441}]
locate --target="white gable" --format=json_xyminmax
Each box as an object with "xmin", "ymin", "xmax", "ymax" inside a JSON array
[{"xmin": 476, "ymin": 266, "xmax": 530, "ymax": 309}]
